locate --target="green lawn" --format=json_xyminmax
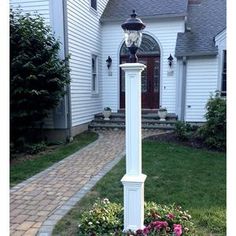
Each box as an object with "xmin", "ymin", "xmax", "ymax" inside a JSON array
[
  {"xmin": 10, "ymin": 131, "xmax": 98, "ymax": 187},
  {"xmin": 53, "ymin": 140, "xmax": 226, "ymax": 236}
]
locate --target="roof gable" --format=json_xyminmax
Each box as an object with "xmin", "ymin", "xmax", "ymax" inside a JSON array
[{"xmin": 101, "ymin": 0, "xmax": 188, "ymax": 22}]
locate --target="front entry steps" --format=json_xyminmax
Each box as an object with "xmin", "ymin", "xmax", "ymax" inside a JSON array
[{"xmin": 89, "ymin": 111, "xmax": 178, "ymax": 131}]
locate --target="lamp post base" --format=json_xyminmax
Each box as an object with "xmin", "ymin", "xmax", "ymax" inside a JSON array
[{"xmin": 121, "ymin": 174, "xmax": 147, "ymax": 232}]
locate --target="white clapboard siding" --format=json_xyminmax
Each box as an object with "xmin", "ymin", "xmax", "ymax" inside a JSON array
[
  {"xmin": 101, "ymin": 18, "xmax": 185, "ymax": 113},
  {"xmin": 185, "ymin": 57, "xmax": 218, "ymax": 122},
  {"xmin": 10, "ymin": 0, "xmax": 51, "ymax": 25},
  {"xmin": 67, "ymin": 0, "xmax": 109, "ymax": 127}
]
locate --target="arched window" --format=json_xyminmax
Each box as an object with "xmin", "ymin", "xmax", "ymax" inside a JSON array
[{"xmin": 120, "ymin": 34, "xmax": 160, "ymax": 56}]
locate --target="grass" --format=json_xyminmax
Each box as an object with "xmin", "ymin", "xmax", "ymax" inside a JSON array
[
  {"xmin": 53, "ymin": 140, "xmax": 226, "ymax": 236},
  {"xmin": 10, "ymin": 131, "xmax": 98, "ymax": 187}
]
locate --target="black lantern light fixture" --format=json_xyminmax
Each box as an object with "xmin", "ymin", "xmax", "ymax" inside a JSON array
[
  {"xmin": 106, "ymin": 56, "xmax": 112, "ymax": 69},
  {"xmin": 121, "ymin": 10, "xmax": 146, "ymax": 63},
  {"xmin": 168, "ymin": 54, "xmax": 174, "ymax": 68}
]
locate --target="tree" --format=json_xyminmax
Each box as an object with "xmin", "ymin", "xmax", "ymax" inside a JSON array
[{"xmin": 10, "ymin": 9, "xmax": 70, "ymax": 149}]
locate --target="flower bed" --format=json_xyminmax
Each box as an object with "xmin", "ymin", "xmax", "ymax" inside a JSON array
[{"xmin": 77, "ymin": 199, "xmax": 195, "ymax": 236}]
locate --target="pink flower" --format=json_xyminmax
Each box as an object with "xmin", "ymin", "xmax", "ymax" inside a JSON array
[
  {"xmin": 153, "ymin": 221, "xmax": 168, "ymax": 230},
  {"xmin": 136, "ymin": 227, "xmax": 150, "ymax": 236},
  {"xmin": 143, "ymin": 227, "xmax": 150, "ymax": 234},
  {"xmin": 167, "ymin": 213, "xmax": 175, "ymax": 219},
  {"xmin": 173, "ymin": 224, "xmax": 182, "ymax": 236},
  {"xmin": 136, "ymin": 229, "xmax": 143, "ymax": 235}
]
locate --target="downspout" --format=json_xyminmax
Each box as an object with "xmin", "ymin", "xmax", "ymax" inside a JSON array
[
  {"xmin": 180, "ymin": 56, "xmax": 187, "ymax": 121},
  {"xmin": 62, "ymin": 0, "xmax": 72, "ymax": 141}
]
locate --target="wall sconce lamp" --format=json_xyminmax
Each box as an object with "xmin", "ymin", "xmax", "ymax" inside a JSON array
[
  {"xmin": 168, "ymin": 54, "xmax": 174, "ymax": 68},
  {"xmin": 106, "ymin": 56, "xmax": 112, "ymax": 69}
]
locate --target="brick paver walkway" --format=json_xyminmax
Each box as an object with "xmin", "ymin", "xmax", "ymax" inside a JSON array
[{"xmin": 10, "ymin": 129, "xmax": 167, "ymax": 236}]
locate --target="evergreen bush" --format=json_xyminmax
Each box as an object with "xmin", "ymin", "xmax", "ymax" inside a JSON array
[{"xmin": 10, "ymin": 9, "xmax": 70, "ymax": 150}]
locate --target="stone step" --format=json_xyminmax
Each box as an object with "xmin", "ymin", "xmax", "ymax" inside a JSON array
[
  {"xmin": 89, "ymin": 122, "xmax": 174, "ymax": 130},
  {"xmin": 90, "ymin": 112, "xmax": 178, "ymax": 131},
  {"xmin": 88, "ymin": 123, "xmax": 175, "ymax": 130},
  {"xmin": 95, "ymin": 112, "xmax": 177, "ymax": 121},
  {"xmin": 91, "ymin": 118, "xmax": 177, "ymax": 125}
]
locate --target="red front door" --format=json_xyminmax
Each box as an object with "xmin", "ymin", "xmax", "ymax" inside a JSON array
[{"xmin": 120, "ymin": 56, "xmax": 160, "ymax": 109}]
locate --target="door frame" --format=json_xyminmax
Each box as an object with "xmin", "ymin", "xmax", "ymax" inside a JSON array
[{"xmin": 119, "ymin": 54, "xmax": 161, "ymax": 109}]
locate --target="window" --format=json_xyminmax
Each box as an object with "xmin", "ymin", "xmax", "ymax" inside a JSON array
[
  {"xmin": 221, "ymin": 50, "xmax": 226, "ymax": 96},
  {"xmin": 91, "ymin": 0, "xmax": 97, "ymax": 10},
  {"xmin": 120, "ymin": 33, "xmax": 160, "ymax": 56},
  {"xmin": 92, "ymin": 55, "xmax": 98, "ymax": 93}
]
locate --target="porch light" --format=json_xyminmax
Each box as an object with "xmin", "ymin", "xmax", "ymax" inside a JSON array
[
  {"xmin": 121, "ymin": 10, "xmax": 146, "ymax": 63},
  {"xmin": 168, "ymin": 54, "xmax": 174, "ymax": 68},
  {"xmin": 106, "ymin": 56, "xmax": 112, "ymax": 69}
]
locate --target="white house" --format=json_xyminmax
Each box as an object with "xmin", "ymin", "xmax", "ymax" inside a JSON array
[{"xmin": 10, "ymin": 0, "xmax": 226, "ymax": 140}]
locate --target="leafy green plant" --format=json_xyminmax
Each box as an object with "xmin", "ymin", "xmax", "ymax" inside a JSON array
[
  {"xmin": 77, "ymin": 199, "xmax": 195, "ymax": 236},
  {"xmin": 24, "ymin": 142, "xmax": 47, "ymax": 154},
  {"xmin": 104, "ymin": 107, "xmax": 112, "ymax": 111},
  {"xmin": 78, "ymin": 198, "xmax": 123, "ymax": 235},
  {"xmin": 197, "ymin": 93, "xmax": 226, "ymax": 151},
  {"xmin": 158, "ymin": 107, "xmax": 167, "ymax": 112},
  {"xmin": 10, "ymin": 9, "xmax": 70, "ymax": 149},
  {"xmin": 174, "ymin": 121, "xmax": 192, "ymax": 141}
]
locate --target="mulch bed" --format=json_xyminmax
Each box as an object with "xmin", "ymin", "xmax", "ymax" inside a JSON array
[
  {"xmin": 10, "ymin": 144, "xmax": 59, "ymax": 165},
  {"xmin": 145, "ymin": 132, "xmax": 214, "ymax": 150}
]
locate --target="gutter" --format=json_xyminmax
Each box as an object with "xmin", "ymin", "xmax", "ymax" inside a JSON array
[
  {"xmin": 175, "ymin": 50, "xmax": 218, "ymax": 58},
  {"xmin": 62, "ymin": 0, "xmax": 72, "ymax": 141}
]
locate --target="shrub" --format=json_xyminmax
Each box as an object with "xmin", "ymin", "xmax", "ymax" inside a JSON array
[
  {"xmin": 174, "ymin": 121, "xmax": 192, "ymax": 141},
  {"xmin": 10, "ymin": 9, "xmax": 70, "ymax": 149},
  {"xmin": 77, "ymin": 199, "xmax": 195, "ymax": 236},
  {"xmin": 197, "ymin": 93, "xmax": 226, "ymax": 151}
]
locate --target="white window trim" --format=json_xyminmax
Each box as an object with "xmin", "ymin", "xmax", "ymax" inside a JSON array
[{"xmin": 91, "ymin": 54, "xmax": 99, "ymax": 95}]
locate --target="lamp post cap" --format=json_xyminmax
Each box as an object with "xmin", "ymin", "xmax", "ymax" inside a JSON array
[
  {"xmin": 121, "ymin": 10, "xmax": 146, "ymax": 31},
  {"xmin": 131, "ymin": 9, "xmax": 137, "ymax": 18}
]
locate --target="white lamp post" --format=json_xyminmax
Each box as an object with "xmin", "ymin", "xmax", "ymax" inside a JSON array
[{"xmin": 120, "ymin": 10, "xmax": 147, "ymax": 232}]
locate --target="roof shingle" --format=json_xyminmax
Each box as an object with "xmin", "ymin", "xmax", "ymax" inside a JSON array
[
  {"xmin": 101, "ymin": 0, "xmax": 188, "ymax": 21},
  {"xmin": 175, "ymin": 0, "xmax": 226, "ymax": 57}
]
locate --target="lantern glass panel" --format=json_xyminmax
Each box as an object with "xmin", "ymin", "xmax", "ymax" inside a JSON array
[{"xmin": 124, "ymin": 30, "xmax": 143, "ymax": 47}]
